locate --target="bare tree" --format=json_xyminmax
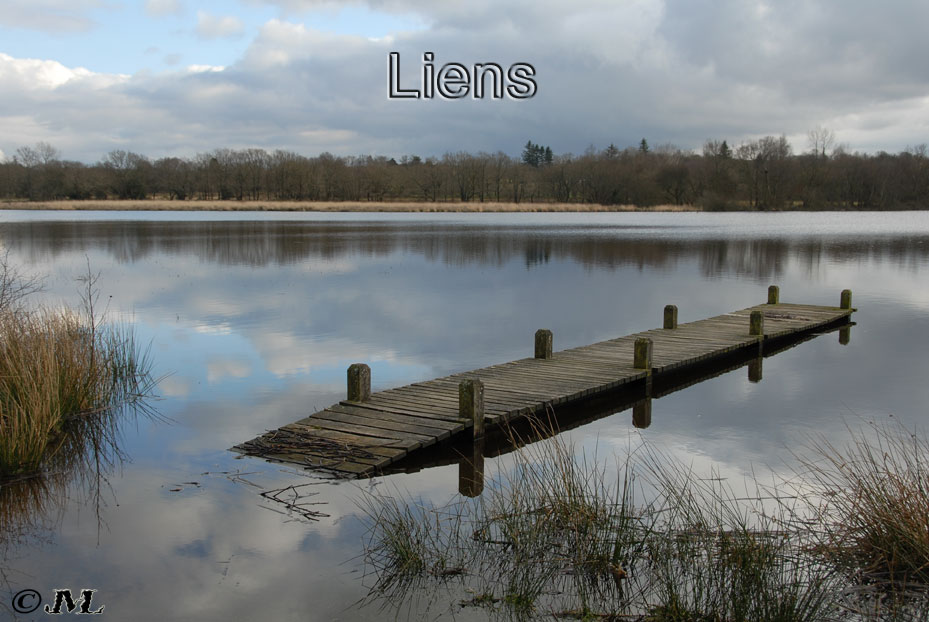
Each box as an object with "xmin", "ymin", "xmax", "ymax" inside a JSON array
[{"xmin": 808, "ymin": 126, "xmax": 835, "ymax": 158}]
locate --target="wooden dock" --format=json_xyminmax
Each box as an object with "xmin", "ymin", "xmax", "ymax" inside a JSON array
[{"xmin": 235, "ymin": 287, "xmax": 855, "ymax": 478}]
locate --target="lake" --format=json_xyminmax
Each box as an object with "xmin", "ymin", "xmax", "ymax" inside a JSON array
[{"xmin": 1, "ymin": 210, "xmax": 928, "ymax": 620}]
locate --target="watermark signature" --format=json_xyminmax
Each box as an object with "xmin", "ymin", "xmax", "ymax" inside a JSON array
[
  {"xmin": 11, "ymin": 589, "xmax": 104, "ymax": 615},
  {"xmin": 388, "ymin": 52, "xmax": 537, "ymax": 100}
]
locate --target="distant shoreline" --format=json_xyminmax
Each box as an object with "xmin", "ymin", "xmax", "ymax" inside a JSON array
[{"xmin": 0, "ymin": 200, "xmax": 700, "ymax": 212}]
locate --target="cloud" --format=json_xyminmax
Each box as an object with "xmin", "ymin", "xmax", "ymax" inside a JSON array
[
  {"xmin": 195, "ymin": 10, "xmax": 245, "ymax": 39},
  {"xmin": 0, "ymin": 52, "xmax": 99, "ymax": 89},
  {"xmin": 3, "ymin": 2, "xmax": 929, "ymax": 161},
  {"xmin": 0, "ymin": 0, "xmax": 102, "ymax": 32},
  {"xmin": 145, "ymin": 0, "xmax": 183, "ymax": 17}
]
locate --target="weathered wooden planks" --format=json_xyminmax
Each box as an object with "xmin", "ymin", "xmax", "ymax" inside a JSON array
[{"xmin": 235, "ymin": 296, "xmax": 855, "ymax": 478}]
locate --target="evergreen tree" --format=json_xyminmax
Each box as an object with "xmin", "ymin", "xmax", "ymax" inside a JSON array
[
  {"xmin": 720, "ymin": 140, "xmax": 731, "ymax": 159},
  {"xmin": 639, "ymin": 138, "xmax": 650, "ymax": 154},
  {"xmin": 522, "ymin": 141, "xmax": 540, "ymax": 167},
  {"xmin": 521, "ymin": 141, "xmax": 553, "ymax": 167}
]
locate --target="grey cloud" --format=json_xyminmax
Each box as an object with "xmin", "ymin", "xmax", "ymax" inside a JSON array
[
  {"xmin": 195, "ymin": 10, "xmax": 246, "ymax": 40},
  {"xmin": 0, "ymin": 0, "xmax": 103, "ymax": 32},
  {"xmin": 2, "ymin": 1, "xmax": 929, "ymax": 161}
]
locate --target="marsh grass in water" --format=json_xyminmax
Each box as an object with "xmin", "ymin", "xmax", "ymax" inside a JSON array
[
  {"xmin": 0, "ymin": 261, "xmax": 157, "ymax": 477},
  {"xmin": 361, "ymin": 415, "xmax": 929, "ymax": 621},
  {"xmin": 794, "ymin": 419, "xmax": 929, "ymax": 595}
]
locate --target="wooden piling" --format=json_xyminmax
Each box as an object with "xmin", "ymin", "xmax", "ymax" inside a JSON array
[
  {"xmin": 750, "ymin": 310, "xmax": 765, "ymax": 336},
  {"xmin": 535, "ymin": 329, "xmax": 553, "ymax": 359},
  {"xmin": 748, "ymin": 357, "xmax": 763, "ymax": 383},
  {"xmin": 663, "ymin": 305, "xmax": 678, "ymax": 329},
  {"xmin": 767, "ymin": 285, "xmax": 779, "ymax": 304},
  {"xmin": 459, "ymin": 378, "xmax": 485, "ymax": 439},
  {"xmin": 346, "ymin": 363, "xmax": 371, "ymax": 402},
  {"xmin": 634, "ymin": 337, "xmax": 653, "ymax": 369},
  {"xmin": 841, "ymin": 289, "xmax": 852, "ymax": 310}
]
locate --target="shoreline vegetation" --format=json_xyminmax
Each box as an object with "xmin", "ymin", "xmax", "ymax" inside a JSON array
[
  {"xmin": 0, "ymin": 255, "xmax": 156, "ymax": 478},
  {"xmin": 362, "ymin": 416, "xmax": 929, "ymax": 621},
  {"xmin": 1, "ymin": 199, "xmax": 916, "ymax": 212},
  {"xmin": 5, "ymin": 135, "xmax": 929, "ymax": 210},
  {"xmin": 0, "ymin": 199, "xmax": 700, "ymax": 212}
]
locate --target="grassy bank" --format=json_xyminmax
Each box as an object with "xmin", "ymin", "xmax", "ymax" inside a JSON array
[
  {"xmin": 0, "ymin": 199, "xmax": 698, "ymax": 212},
  {"xmin": 0, "ymin": 259, "xmax": 154, "ymax": 477},
  {"xmin": 361, "ymin": 417, "xmax": 929, "ymax": 620}
]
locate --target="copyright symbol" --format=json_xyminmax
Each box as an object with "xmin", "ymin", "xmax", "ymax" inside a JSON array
[{"xmin": 12, "ymin": 589, "xmax": 41, "ymax": 614}]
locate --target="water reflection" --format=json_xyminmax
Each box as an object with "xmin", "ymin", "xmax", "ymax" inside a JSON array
[
  {"xmin": 0, "ymin": 212, "xmax": 924, "ymax": 621},
  {"xmin": 0, "ymin": 401, "xmax": 148, "ymax": 557},
  {"xmin": 632, "ymin": 398, "xmax": 652, "ymax": 428},
  {"xmin": 840, "ymin": 324, "xmax": 852, "ymax": 345},
  {"xmin": 4, "ymin": 219, "xmax": 929, "ymax": 280},
  {"xmin": 457, "ymin": 440, "xmax": 484, "ymax": 498}
]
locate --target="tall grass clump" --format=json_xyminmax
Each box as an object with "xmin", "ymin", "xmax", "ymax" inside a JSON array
[
  {"xmin": 796, "ymin": 418, "xmax": 929, "ymax": 588},
  {"xmin": 641, "ymin": 450, "xmax": 839, "ymax": 622},
  {"xmin": 360, "ymin": 416, "xmax": 929, "ymax": 619},
  {"xmin": 0, "ymin": 260, "xmax": 155, "ymax": 477},
  {"xmin": 362, "ymin": 418, "xmax": 658, "ymax": 619}
]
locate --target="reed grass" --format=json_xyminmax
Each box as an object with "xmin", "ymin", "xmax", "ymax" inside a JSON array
[
  {"xmin": 0, "ymin": 264, "xmax": 155, "ymax": 477},
  {"xmin": 794, "ymin": 418, "xmax": 929, "ymax": 588},
  {"xmin": 361, "ymin": 415, "xmax": 929, "ymax": 620},
  {"xmin": 641, "ymin": 449, "xmax": 838, "ymax": 622}
]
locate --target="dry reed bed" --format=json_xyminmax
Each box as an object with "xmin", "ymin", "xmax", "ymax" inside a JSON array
[
  {"xmin": 1, "ymin": 200, "xmax": 698, "ymax": 213},
  {"xmin": 0, "ymin": 263, "xmax": 154, "ymax": 478},
  {"xmin": 361, "ymin": 417, "xmax": 929, "ymax": 621}
]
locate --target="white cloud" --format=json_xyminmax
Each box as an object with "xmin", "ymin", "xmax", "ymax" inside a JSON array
[
  {"xmin": 186, "ymin": 64, "xmax": 225, "ymax": 73},
  {"xmin": 145, "ymin": 0, "xmax": 183, "ymax": 17},
  {"xmin": 0, "ymin": 52, "xmax": 96, "ymax": 89},
  {"xmin": 195, "ymin": 10, "xmax": 245, "ymax": 39}
]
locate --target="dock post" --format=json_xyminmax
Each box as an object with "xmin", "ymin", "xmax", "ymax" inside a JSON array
[
  {"xmin": 634, "ymin": 337, "xmax": 653, "ymax": 395},
  {"xmin": 748, "ymin": 357, "xmax": 763, "ymax": 383},
  {"xmin": 535, "ymin": 329, "xmax": 553, "ymax": 359},
  {"xmin": 347, "ymin": 363, "xmax": 371, "ymax": 402},
  {"xmin": 459, "ymin": 378, "xmax": 485, "ymax": 440},
  {"xmin": 632, "ymin": 398, "xmax": 652, "ymax": 428},
  {"xmin": 839, "ymin": 325, "xmax": 851, "ymax": 345},
  {"xmin": 767, "ymin": 285, "xmax": 779, "ymax": 304},
  {"xmin": 634, "ymin": 337, "xmax": 652, "ymax": 369},
  {"xmin": 840, "ymin": 289, "xmax": 853, "ymax": 310},
  {"xmin": 749, "ymin": 310, "xmax": 765, "ymax": 336},
  {"xmin": 663, "ymin": 305, "xmax": 678, "ymax": 329}
]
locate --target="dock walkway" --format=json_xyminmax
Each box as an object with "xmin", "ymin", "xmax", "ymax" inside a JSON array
[{"xmin": 236, "ymin": 288, "xmax": 855, "ymax": 477}]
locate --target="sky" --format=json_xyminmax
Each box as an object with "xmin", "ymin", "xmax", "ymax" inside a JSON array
[{"xmin": 2, "ymin": 0, "xmax": 929, "ymax": 164}]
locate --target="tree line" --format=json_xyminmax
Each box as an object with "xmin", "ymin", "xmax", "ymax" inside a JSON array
[{"xmin": 2, "ymin": 131, "xmax": 928, "ymax": 209}]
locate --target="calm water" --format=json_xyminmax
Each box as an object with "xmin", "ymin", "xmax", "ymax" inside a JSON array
[{"xmin": 1, "ymin": 210, "xmax": 928, "ymax": 620}]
